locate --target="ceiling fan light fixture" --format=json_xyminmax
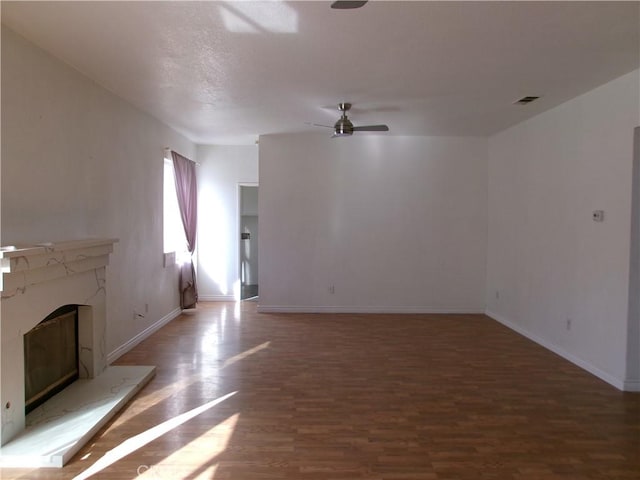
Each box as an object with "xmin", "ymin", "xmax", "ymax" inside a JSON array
[
  {"xmin": 334, "ymin": 116, "xmax": 354, "ymax": 136},
  {"xmin": 332, "ymin": 132, "xmax": 352, "ymax": 138}
]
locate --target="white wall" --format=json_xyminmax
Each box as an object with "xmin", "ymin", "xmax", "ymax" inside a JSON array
[
  {"xmin": 629, "ymin": 127, "xmax": 640, "ymax": 389},
  {"xmin": 241, "ymin": 186, "xmax": 259, "ymax": 216},
  {"xmin": 1, "ymin": 27, "xmax": 195, "ymax": 358},
  {"xmin": 486, "ymin": 69, "xmax": 640, "ymax": 389},
  {"xmin": 258, "ymin": 134, "xmax": 487, "ymax": 312},
  {"xmin": 196, "ymin": 145, "xmax": 258, "ymax": 300}
]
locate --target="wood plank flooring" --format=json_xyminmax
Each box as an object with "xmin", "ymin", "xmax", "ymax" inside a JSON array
[{"xmin": 2, "ymin": 301, "xmax": 638, "ymax": 479}]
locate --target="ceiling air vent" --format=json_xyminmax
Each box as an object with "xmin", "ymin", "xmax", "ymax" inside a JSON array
[{"xmin": 514, "ymin": 96, "xmax": 540, "ymax": 105}]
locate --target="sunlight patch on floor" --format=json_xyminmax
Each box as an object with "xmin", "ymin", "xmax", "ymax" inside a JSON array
[
  {"xmin": 72, "ymin": 391, "xmax": 237, "ymax": 480},
  {"xmin": 222, "ymin": 341, "xmax": 270, "ymax": 368},
  {"xmin": 134, "ymin": 373, "xmax": 200, "ymax": 407},
  {"xmin": 137, "ymin": 413, "xmax": 239, "ymax": 479}
]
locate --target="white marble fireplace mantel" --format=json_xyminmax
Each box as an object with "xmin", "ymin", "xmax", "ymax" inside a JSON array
[
  {"xmin": 0, "ymin": 238, "xmax": 118, "ymax": 296},
  {"xmin": 1, "ymin": 238, "xmax": 118, "ymax": 442},
  {"xmin": 0, "ymin": 238, "xmax": 154, "ymax": 468}
]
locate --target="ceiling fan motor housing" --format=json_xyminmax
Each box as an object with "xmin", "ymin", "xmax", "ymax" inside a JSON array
[
  {"xmin": 334, "ymin": 116, "xmax": 354, "ymax": 135},
  {"xmin": 334, "ymin": 102, "xmax": 354, "ymax": 135}
]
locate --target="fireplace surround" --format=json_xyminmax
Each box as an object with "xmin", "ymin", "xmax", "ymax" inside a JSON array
[
  {"xmin": 0, "ymin": 238, "xmax": 155, "ymax": 468},
  {"xmin": 1, "ymin": 238, "xmax": 118, "ymax": 446}
]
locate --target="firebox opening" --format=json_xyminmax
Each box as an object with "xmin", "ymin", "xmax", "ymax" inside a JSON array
[{"xmin": 24, "ymin": 305, "xmax": 79, "ymax": 414}]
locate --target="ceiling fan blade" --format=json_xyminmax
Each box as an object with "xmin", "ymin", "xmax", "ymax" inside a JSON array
[
  {"xmin": 353, "ymin": 125, "xmax": 389, "ymax": 132},
  {"xmin": 305, "ymin": 122, "xmax": 334, "ymax": 128},
  {"xmin": 331, "ymin": 1, "xmax": 368, "ymax": 9}
]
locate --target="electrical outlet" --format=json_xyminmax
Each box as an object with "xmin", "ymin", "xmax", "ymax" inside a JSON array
[
  {"xmin": 328, "ymin": 285, "xmax": 335, "ymax": 294},
  {"xmin": 566, "ymin": 318, "xmax": 572, "ymax": 331},
  {"xmin": 495, "ymin": 290, "xmax": 500, "ymax": 300}
]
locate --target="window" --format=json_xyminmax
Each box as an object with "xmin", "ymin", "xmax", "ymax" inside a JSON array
[{"xmin": 163, "ymin": 158, "xmax": 187, "ymax": 257}]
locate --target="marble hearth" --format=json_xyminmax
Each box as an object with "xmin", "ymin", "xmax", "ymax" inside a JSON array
[{"xmin": 0, "ymin": 239, "xmax": 155, "ymax": 467}]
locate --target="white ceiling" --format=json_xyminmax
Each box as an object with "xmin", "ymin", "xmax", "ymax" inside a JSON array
[{"xmin": 2, "ymin": 1, "xmax": 638, "ymax": 145}]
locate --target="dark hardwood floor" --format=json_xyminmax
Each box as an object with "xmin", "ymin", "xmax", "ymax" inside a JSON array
[{"xmin": 2, "ymin": 301, "xmax": 638, "ymax": 479}]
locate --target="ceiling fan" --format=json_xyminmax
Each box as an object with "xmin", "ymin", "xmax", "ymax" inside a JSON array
[
  {"xmin": 311, "ymin": 103, "xmax": 390, "ymax": 138},
  {"xmin": 331, "ymin": 1, "xmax": 368, "ymax": 9}
]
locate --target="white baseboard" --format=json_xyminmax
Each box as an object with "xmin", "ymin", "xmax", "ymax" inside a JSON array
[
  {"xmin": 623, "ymin": 379, "xmax": 640, "ymax": 392},
  {"xmin": 257, "ymin": 305, "xmax": 484, "ymax": 314},
  {"xmin": 485, "ymin": 309, "xmax": 627, "ymax": 391},
  {"xmin": 198, "ymin": 294, "xmax": 236, "ymax": 301},
  {"xmin": 107, "ymin": 307, "xmax": 182, "ymax": 364}
]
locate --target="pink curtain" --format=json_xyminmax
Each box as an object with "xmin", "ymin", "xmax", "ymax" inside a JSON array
[{"xmin": 171, "ymin": 150, "xmax": 198, "ymax": 309}]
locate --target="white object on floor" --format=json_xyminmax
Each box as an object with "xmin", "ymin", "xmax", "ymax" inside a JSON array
[{"xmin": 0, "ymin": 365, "xmax": 155, "ymax": 468}]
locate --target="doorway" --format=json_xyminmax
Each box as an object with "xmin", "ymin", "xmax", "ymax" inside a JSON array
[{"xmin": 239, "ymin": 184, "xmax": 259, "ymax": 300}]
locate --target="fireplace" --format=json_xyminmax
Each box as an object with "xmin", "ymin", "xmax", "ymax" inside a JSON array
[
  {"xmin": 0, "ymin": 238, "xmax": 156, "ymax": 469},
  {"xmin": 0, "ymin": 239, "xmax": 117, "ymax": 445},
  {"xmin": 24, "ymin": 305, "xmax": 79, "ymax": 414}
]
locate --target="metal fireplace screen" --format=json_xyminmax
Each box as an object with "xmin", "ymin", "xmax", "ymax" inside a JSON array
[{"xmin": 24, "ymin": 305, "xmax": 79, "ymax": 414}]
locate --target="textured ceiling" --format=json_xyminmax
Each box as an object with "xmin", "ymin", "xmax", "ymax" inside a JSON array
[{"xmin": 2, "ymin": 1, "xmax": 638, "ymax": 145}]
